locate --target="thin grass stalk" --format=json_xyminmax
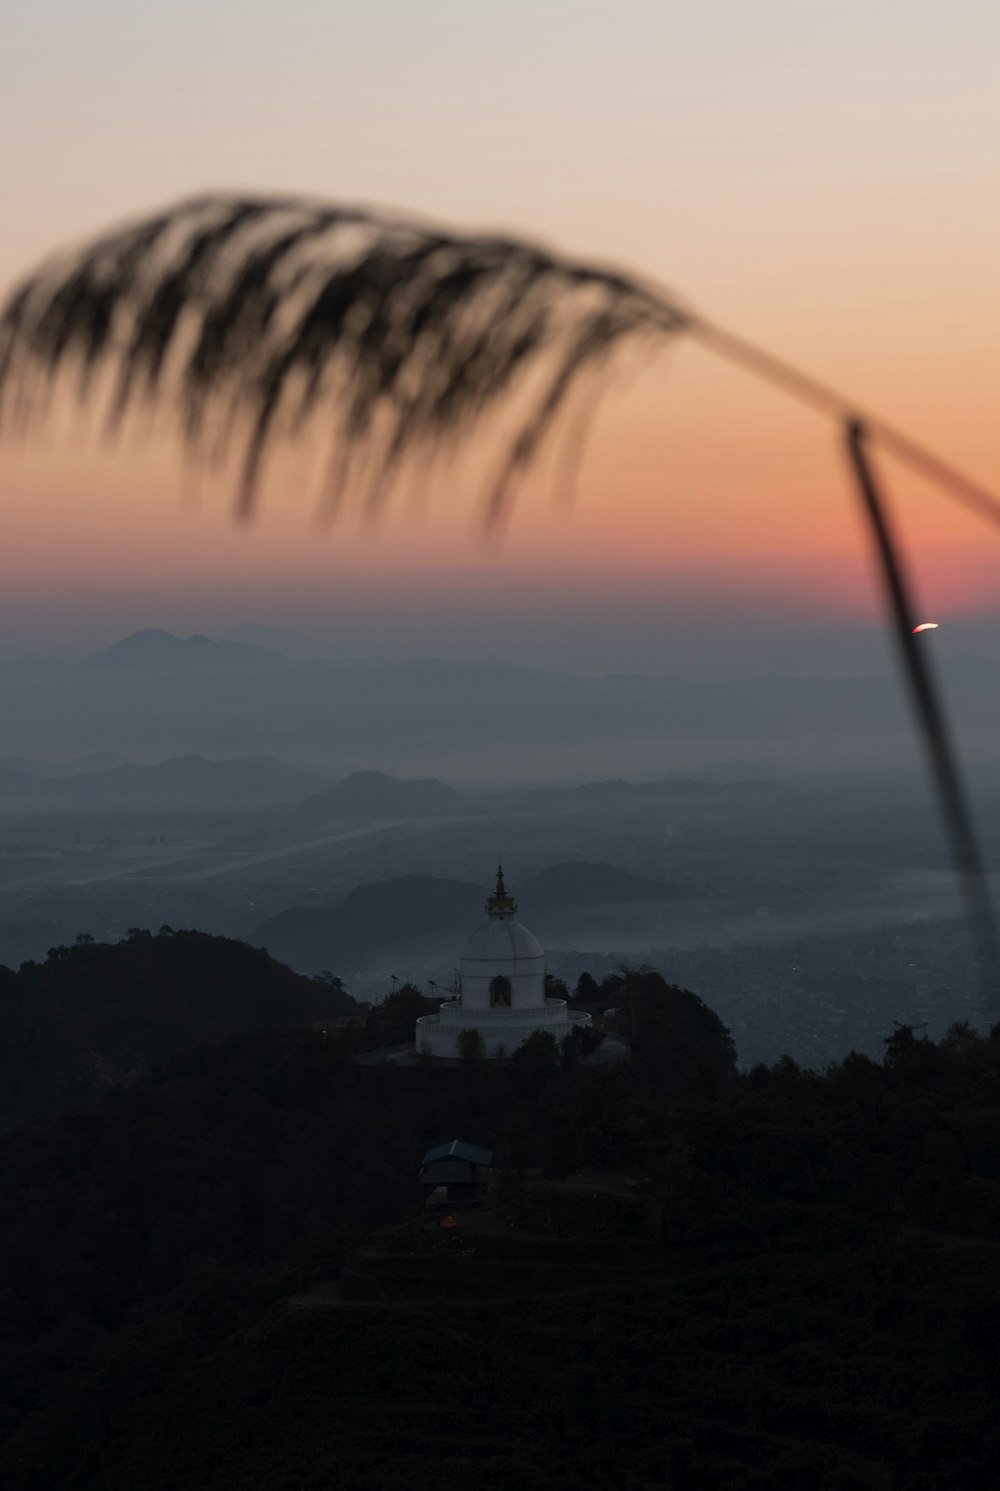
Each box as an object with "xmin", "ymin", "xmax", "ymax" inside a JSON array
[
  {"xmin": 845, "ymin": 419, "xmax": 999, "ymax": 1023},
  {"xmin": 693, "ymin": 320, "xmax": 1000, "ymax": 531}
]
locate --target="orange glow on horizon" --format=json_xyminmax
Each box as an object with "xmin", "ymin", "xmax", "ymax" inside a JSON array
[{"xmin": 1, "ymin": 329, "xmax": 996, "ymax": 636}]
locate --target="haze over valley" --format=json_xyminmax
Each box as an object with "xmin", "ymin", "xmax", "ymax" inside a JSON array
[
  {"xmin": 9, "ymin": 623, "xmax": 1000, "ymax": 783},
  {"xmin": 1, "ymin": 625, "xmax": 994, "ymax": 1069}
]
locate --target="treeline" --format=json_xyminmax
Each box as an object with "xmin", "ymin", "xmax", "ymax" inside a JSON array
[
  {"xmin": 5, "ymin": 933, "xmax": 1000, "ymax": 1486},
  {"xmin": 0, "ymin": 927, "xmax": 354, "ymax": 1127},
  {"xmin": 0, "ymin": 928, "xmax": 734, "ymax": 1126},
  {"xmin": 2, "ymin": 991, "xmax": 1000, "ymax": 1484},
  {"xmin": 350, "ymin": 965, "xmax": 737, "ymax": 1089}
]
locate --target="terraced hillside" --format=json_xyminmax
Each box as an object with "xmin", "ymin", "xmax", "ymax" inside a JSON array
[{"xmin": 74, "ymin": 1172, "xmax": 1000, "ymax": 1491}]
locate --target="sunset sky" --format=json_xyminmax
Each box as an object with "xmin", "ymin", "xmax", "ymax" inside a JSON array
[{"xmin": 1, "ymin": 0, "xmax": 997, "ymax": 674}]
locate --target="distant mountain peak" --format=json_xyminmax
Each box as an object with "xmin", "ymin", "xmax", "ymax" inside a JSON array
[{"xmin": 81, "ymin": 630, "xmax": 285, "ymax": 669}]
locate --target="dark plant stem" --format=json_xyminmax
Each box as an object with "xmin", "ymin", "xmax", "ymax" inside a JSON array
[
  {"xmin": 845, "ymin": 418, "xmax": 999, "ymax": 1023},
  {"xmin": 691, "ymin": 319, "xmax": 1000, "ymax": 530}
]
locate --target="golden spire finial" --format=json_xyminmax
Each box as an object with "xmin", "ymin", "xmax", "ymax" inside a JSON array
[{"xmin": 486, "ymin": 861, "xmax": 516, "ymax": 918}]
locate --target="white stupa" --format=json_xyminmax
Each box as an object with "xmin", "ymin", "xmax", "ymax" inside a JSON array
[{"xmin": 416, "ymin": 866, "xmax": 592, "ymax": 1059}]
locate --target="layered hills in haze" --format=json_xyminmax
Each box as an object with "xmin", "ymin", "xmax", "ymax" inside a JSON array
[
  {"xmin": 4, "ymin": 626, "xmax": 1000, "ymax": 781},
  {"xmin": 252, "ymin": 862, "xmax": 678, "ymax": 975},
  {"xmin": 81, "ymin": 628, "xmax": 287, "ymax": 670},
  {"xmin": 279, "ymin": 770, "xmax": 461, "ymax": 825},
  {"xmin": 0, "ymin": 754, "xmax": 327, "ymax": 811}
]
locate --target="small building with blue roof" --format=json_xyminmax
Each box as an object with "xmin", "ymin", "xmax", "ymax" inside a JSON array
[{"xmin": 419, "ymin": 1139, "xmax": 494, "ymax": 1203}]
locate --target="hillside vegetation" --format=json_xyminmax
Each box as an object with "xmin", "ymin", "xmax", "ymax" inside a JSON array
[
  {"xmin": 0, "ymin": 928, "xmax": 345, "ymax": 1126},
  {"xmin": 1, "ymin": 945, "xmax": 999, "ymax": 1487}
]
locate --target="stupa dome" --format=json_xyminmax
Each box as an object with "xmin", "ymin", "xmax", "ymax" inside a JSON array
[
  {"xmin": 460, "ymin": 919, "xmax": 544, "ymax": 964},
  {"xmin": 414, "ymin": 864, "xmax": 592, "ymax": 1058}
]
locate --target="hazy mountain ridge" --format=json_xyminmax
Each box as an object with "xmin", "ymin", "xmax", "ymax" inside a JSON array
[
  {"xmin": 0, "ymin": 753, "xmax": 328, "ymax": 812},
  {"xmin": 2, "ymin": 627, "xmax": 998, "ymax": 778},
  {"xmin": 251, "ymin": 861, "xmax": 682, "ymax": 974},
  {"xmin": 287, "ymin": 769, "xmax": 462, "ymax": 823},
  {"xmin": 80, "ymin": 628, "xmax": 289, "ymax": 670},
  {"xmin": 0, "ymin": 753, "xmax": 129, "ymax": 777},
  {"xmin": 252, "ymin": 874, "xmax": 487, "ymax": 972},
  {"xmin": 521, "ymin": 861, "xmax": 677, "ymax": 906},
  {"xmin": 217, "ymin": 622, "xmax": 347, "ymax": 658},
  {"xmin": 488, "ymin": 774, "xmax": 779, "ymax": 811}
]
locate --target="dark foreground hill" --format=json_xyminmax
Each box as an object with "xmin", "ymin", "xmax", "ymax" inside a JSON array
[
  {"xmin": 3, "ymin": 999, "xmax": 1000, "ymax": 1488},
  {"xmin": 0, "ymin": 929, "xmax": 345, "ymax": 1126}
]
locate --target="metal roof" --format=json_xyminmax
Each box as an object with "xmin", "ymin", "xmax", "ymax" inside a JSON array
[
  {"xmin": 418, "ymin": 1159, "xmax": 483, "ymax": 1184},
  {"xmin": 421, "ymin": 1139, "xmax": 494, "ymax": 1167}
]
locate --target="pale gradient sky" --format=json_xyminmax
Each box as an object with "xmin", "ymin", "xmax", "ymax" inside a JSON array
[{"xmin": 1, "ymin": 0, "xmax": 997, "ymax": 671}]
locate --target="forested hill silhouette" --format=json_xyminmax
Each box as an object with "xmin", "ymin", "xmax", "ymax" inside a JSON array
[
  {"xmin": 3, "ymin": 1005, "xmax": 1000, "ymax": 1487},
  {"xmin": 0, "ymin": 929, "xmax": 350, "ymax": 1127}
]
